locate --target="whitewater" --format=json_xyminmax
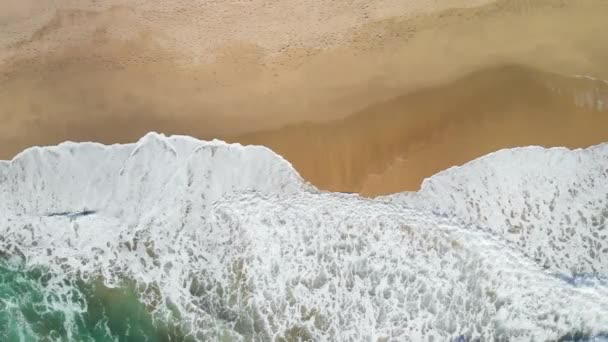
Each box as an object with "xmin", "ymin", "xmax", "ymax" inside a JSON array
[{"xmin": 1, "ymin": 132, "xmax": 607, "ymax": 341}]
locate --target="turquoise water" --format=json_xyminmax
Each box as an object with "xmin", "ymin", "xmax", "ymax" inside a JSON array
[
  {"xmin": 0, "ymin": 259, "xmax": 185, "ymax": 342},
  {"xmin": 4, "ymin": 260, "xmax": 608, "ymax": 341}
]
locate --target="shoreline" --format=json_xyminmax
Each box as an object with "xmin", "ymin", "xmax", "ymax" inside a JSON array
[{"xmin": 1, "ymin": 0, "xmax": 608, "ymax": 194}]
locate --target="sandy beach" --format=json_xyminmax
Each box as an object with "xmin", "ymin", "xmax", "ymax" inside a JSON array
[{"xmin": 1, "ymin": 0, "xmax": 608, "ymax": 194}]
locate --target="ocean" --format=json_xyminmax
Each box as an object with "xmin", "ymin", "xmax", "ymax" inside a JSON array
[{"xmin": 1, "ymin": 133, "xmax": 607, "ymax": 341}]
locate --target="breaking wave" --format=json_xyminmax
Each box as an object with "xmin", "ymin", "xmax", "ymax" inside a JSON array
[{"xmin": 1, "ymin": 133, "xmax": 607, "ymax": 341}]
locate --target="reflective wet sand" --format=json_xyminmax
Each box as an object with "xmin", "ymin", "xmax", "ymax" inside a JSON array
[
  {"xmin": 235, "ymin": 64, "xmax": 608, "ymax": 195},
  {"xmin": 1, "ymin": 0, "xmax": 608, "ymax": 195}
]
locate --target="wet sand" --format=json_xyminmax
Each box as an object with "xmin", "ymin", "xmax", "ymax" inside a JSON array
[
  {"xmin": 1, "ymin": 0, "xmax": 608, "ymax": 195},
  {"xmin": 236, "ymin": 64, "xmax": 608, "ymax": 195}
]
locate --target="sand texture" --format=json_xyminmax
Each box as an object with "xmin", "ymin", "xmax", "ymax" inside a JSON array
[{"xmin": 1, "ymin": 0, "xmax": 608, "ymax": 194}]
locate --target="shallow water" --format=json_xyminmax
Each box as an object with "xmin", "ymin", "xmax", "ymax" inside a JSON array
[
  {"xmin": 1, "ymin": 134, "xmax": 608, "ymax": 340},
  {"xmin": 0, "ymin": 259, "xmax": 182, "ymax": 341},
  {"xmin": 236, "ymin": 64, "xmax": 608, "ymax": 195}
]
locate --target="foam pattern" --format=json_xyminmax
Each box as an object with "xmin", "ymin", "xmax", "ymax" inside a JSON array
[
  {"xmin": 1, "ymin": 133, "xmax": 608, "ymax": 341},
  {"xmin": 389, "ymin": 144, "xmax": 608, "ymax": 276}
]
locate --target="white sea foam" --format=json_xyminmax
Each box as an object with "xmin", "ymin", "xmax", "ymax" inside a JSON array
[
  {"xmin": 1, "ymin": 133, "xmax": 607, "ymax": 341},
  {"xmin": 388, "ymin": 144, "xmax": 608, "ymax": 276}
]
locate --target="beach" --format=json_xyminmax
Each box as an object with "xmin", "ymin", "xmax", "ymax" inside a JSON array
[
  {"xmin": 2, "ymin": 1, "xmax": 608, "ymax": 339},
  {"xmin": 1, "ymin": 0, "xmax": 607, "ymax": 194}
]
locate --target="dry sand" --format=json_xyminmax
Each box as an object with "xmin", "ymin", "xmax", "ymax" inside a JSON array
[{"xmin": 1, "ymin": 0, "xmax": 608, "ymax": 195}]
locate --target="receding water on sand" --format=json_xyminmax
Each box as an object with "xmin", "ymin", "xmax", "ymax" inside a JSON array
[{"xmin": 236, "ymin": 64, "xmax": 608, "ymax": 195}]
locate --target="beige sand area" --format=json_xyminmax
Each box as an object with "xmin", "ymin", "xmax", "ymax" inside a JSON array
[{"xmin": 1, "ymin": 0, "xmax": 608, "ymax": 195}]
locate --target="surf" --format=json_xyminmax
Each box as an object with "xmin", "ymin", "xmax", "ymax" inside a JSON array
[{"xmin": 1, "ymin": 133, "xmax": 608, "ymax": 340}]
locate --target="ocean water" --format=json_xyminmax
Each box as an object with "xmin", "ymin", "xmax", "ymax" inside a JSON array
[
  {"xmin": 1, "ymin": 133, "xmax": 608, "ymax": 341},
  {"xmin": 0, "ymin": 260, "xmax": 183, "ymax": 341}
]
